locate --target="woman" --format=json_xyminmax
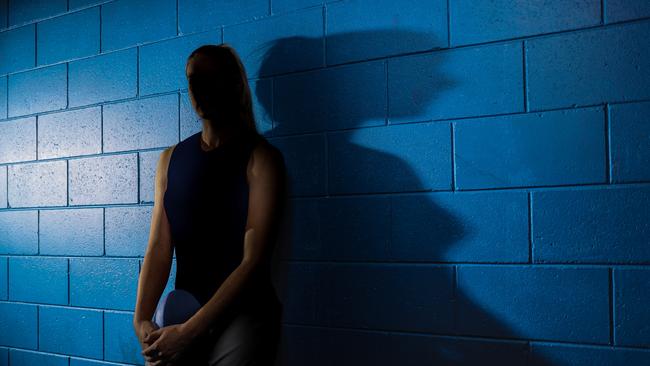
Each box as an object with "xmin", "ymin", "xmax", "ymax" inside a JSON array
[{"xmin": 132, "ymin": 43, "xmax": 287, "ymax": 365}]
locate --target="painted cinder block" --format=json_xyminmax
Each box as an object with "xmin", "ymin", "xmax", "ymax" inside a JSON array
[
  {"xmin": 8, "ymin": 160, "xmax": 67, "ymax": 207},
  {"xmin": 68, "ymin": 0, "xmax": 107, "ymax": 10},
  {"xmin": 69, "ymin": 257, "xmax": 139, "ymax": 311},
  {"xmin": 223, "ymin": 7, "xmax": 324, "ymax": 78},
  {"xmin": 37, "ymin": 6, "xmax": 100, "ymax": 65},
  {"xmin": 280, "ymin": 262, "xmax": 454, "ymax": 333},
  {"xmin": 105, "ymin": 205, "xmax": 153, "ymax": 257},
  {"xmin": 180, "ymin": 91, "xmax": 203, "ymax": 139},
  {"xmin": 0, "ymin": 76, "xmax": 6, "ymax": 119},
  {"xmin": 38, "ymin": 305, "xmax": 103, "ymax": 358},
  {"xmin": 37, "ymin": 106, "xmax": 102, "ymax": 159},
  {"xmin": 0, "ymin": 24, "xmax": 35, "ymax": 75},
  {"xmin": 273, "ymin": 59, "xmax": 386, "ymax": 135},
  {"xmin": 104, "ymin": 310, "xmax": 143, "ymax": 364},
  {"xmin": 68, "ymin": 153, "xmax": 139, "ymax": 205},
  {"xmin": 101, "ymin": 0, "xmax": 176, "ymax": 52},
  {"xmin": 8, "ymin": 63, "xmax": 67, "ymax": 117},
  {"xmin": 249, "ymin": 78, "xmax": 273, "ymax": 136},
  {"xmin": 138, "ymin": 149, "xmax": 165, "ymax": 203},
  {"xmin": 68, "ymin": 48, "xmax": 137, "ymax": 107},
  {"xmin": 326, "ymin": 0, "xmax": 447, "ymax": 64},
  {"xmin": 139, "ymin": 29, "xmax": 220, "ymax": 96},
  {"xmin": 0, "ymin": 166, "xmax": 5, "ymax": 208},
  {"xmin": 7, "ymin": 0, "xmax": 66, "ymax": 27},
  {"xmin": 450, "ymin": 0, "xmax": 601, "ymax": 46},
  {"xmin": 8, "ymin": 349, "xmax": 68, "ymax": 366},
  {"xmin": 0, "ymin": 256, "xmax": 6, "ymax": 299},
  {"xmin": 615, "ymin": 269, "xmax": 650, "ymax": 347},
  {"xmin": 392, "ymin": 190, "xmax": 529, "ymax": 262},
  {"xmin": 270, "ymin": 133, "xmax": 327, "ymax": 197},
  {"xmin": 328, "ymin": 121, "xmax": 452, "ymax": 194},
  {"xmin": 457, "ymin": 266, "xmax": 610, "ymax": 343},
  {"xmin": 39, "ymin": 208, "xmax": 104, "ymax": 256},
  {"xmin": 530, "ymin": 342, "xmax": 650, "ymax": 365},
  {"xmin": 0, "ymin": 210, "xmax": 38, "ymax": 255},
  {"xmin": 178, "ymin": 0, "xmax": 269, "ymax": 35},
  {"xmin": 609, "ymin": 101, "xmax": 650, "ymax": 183},
  {"xmin": 102, "ymin": 94, "xmax": 179, "ymax": 153},
  {"xmin": 0, "ymin": 302, "xmax": 37, "ymax": 349},
  {"xmin": 526, "ymin": 21, "xmax": 650, "ymax": 110},
  {"xmin": 282, "ymin": 195, "xmax": 391, "ymax": 261},
  {"xmin": 454, "ymin": 107, "xmax": 606, "ymax": 189},
  {"xmin": 606, "ymin": 0, "xmax": 650, "ymax": 23},
  {"xmin": 532, "ymin": 186, "xmax": 650, "ymax": 263},
  {"xmin": 387, "ymin": 41, "xmax": 524, "ymax": 124},
  {"xmin": 0, "ymin": 116, "xmax": 36, "ymax": 164},
  {"xmin": 8, "ymin": 256, "xmax": 68, "ymax": 305}
]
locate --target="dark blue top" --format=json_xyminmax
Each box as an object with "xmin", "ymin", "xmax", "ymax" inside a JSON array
[{"xmin": 163, "ymin": 129, "xmax": 280, "ymax": 316}]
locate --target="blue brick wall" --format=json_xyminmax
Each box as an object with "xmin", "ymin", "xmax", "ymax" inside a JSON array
[{"xmin": 0, "ymin": 1, "xmax": 649, "ymax": 365}]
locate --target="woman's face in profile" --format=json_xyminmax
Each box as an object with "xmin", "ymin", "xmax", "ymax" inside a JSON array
[{"xmin": 186, "ymin": 53, "xmax": 229, "ymax": 121}]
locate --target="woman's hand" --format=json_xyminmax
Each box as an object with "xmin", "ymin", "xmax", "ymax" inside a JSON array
[
  {"xmin": 134, "ymin": 319, "xmax": 159, "ymax": 349},
  {"xmin": 141, "ymin": 323, "xmax": 194, "ymax": 365}
]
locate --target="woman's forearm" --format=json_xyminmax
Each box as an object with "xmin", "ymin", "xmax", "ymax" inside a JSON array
[
  {"xmin": 182, "ymin": 260, "xmax": 259, "ymax": 339},
  {"xmin": 133, "ymin": 247, "xmax": 173, "ymax": 325}
]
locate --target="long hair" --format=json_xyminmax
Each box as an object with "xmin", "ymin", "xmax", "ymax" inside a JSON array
[{"xmin": 186, "ymin": 43, "xmax": 260, "ymax": 137}]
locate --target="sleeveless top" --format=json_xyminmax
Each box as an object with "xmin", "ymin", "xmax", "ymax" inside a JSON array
[{"xmin": 163, "ymin": 129, "xmax": 281, "ymax": 316}]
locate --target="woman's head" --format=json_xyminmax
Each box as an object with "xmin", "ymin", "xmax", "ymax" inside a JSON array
[{"xmin": 185, "ymin": 44, "xmax": 257, "ymax": 133}]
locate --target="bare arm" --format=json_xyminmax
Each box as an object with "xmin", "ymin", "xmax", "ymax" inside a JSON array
[
  {"xmin": 133, "ymin": 146, "xmax": 176, "ymax": 326},
  {"xmin": 181, "ymin": 141, "xmax": 288, "ymax": 340}
]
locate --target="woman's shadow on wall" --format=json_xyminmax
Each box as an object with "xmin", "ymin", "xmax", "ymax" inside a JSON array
[{"xmin": 249, "ymin": 32, "xmax": 553, "ymax": 366}]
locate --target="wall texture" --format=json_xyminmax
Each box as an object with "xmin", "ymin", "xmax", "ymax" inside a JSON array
[{"xmin": 0, "ymin": 0, "xmax": 649, "ymax": 365}]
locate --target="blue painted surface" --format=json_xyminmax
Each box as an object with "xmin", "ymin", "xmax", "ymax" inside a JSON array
[{"xmin": 0, "ymin": 1, "xmax": 648, "ymax": 365}]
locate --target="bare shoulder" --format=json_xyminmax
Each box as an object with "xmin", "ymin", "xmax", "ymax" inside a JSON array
[{"xmin": 247, "ymin": 138, "xmax": 285, "ymax": 182}]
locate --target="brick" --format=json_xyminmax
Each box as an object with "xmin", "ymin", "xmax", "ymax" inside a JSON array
[
  {"xmin": 272, "ymin": 0, "xmax": 325, "ymax": 14},
  {"xmin": 68, "ymin": 153, "xmax": 138, "ymax": 205},
  {"xmin": 0, "ymin": 0, "xmax": 6, "ymax": 29},
  {"xmin": 103, "ymin": 94, "xmax": 179, "ymax": 152},
  {"xmin": 8, "ymin": 0, "xmax": 66, "ymax": 27},
  {"xmin": 37, "ymin": 106, "xmax": 102, "ymax": 159},
  {"xmin": 102, "ymin": 0, "xmax": 176, "ymax": 52},
  {"xmin": 273, "ymin": 60, "xmax": 386, "ymax": 135},
  {"xmin": 139, "ymin": 30, "xmax": 220, "ymax": 96},
  {"xmin": 139, "ymin": 149, "xmax": 164, "ymax": 203},
  {"xmin": 0, "ymin": 210, "xmax": 38, "ymax": 254},
  {"xmin": 8, "ymin": 63, "xmax": 67, "ymax": 117},
  {"xmin": 8, "ymin": 160, "xmax": 67, "ymax": 207},
  {"xmin": 0, "ymin": 116, "xmax": 36, "ymax": 164},
  {"xmin": 37, "ymin": 6, "xmax": 100, "ymax": 65},
  {"xmin": 69, "ymin": 257, "xmax": 139, "ymax": 311},
  {"xmin": 450, "ymin": 0, "xmax": 600, "ymax": 46},
  {"xmin": 8, "ymin": 349, "xmax": 68, "ymax": 366},
  {"xmin": 179, "ymin": 91, "xmax": 202, "ymax": 139},
  {"xmin": 105, "ymin": 205, "xmax": 153, "ymax": 256},
  {"xmin": 615, "ymin": 269, "xmax": 650, "ymax": 347},
  {"xmin": 8, "ymin": 256, "xmax": 68, "ymax": 304},
  {"xmin": 179, "ymin": 0, "xmax": 268, "ymax": 34},
  {"xmin": 270, "ymin": 133, "xmax": 326, "ymax": 197},
  {"xmin": 223, "ymin": 7, "xmax": 323, "ymax": 77},
  {"xmin": 533, "ymin": 186, "xmax": 650, "ymax": 263},
  {"xmin": 280, "ymin": 262, "xmax": 454, "ymax": 333},
  {"xmin": 0, "ymin": 256, "xmax": 6, "ymax": 299},
  {"xmin": 526, "ymin": 21, "xmax": 650, "ymax": 110},
  {"xmin": 104, "ymin": 311, "xmax": 143, "ymax": 364},
  {"xmin": 0, "ymin": 75, "xmax": 6, "ymax": 118},
  {"xmin": 327, "ymin": 0, "xmax": 447, "ymax": 64},
  {"xmin": 38, "ymin": 306, "xmax": 102, "ymax": 358},
  {"xmin": 454, "ymin": 107, "xmax": 605, "ymax": 189},
  {"xmin": 282, "ymin": 196, "xmax": 391, "ymax": 261},
  {"xmin": 328, "ymin": 121, "xmax": 452, "ymax": 194},
  {"xmin": 606, "ymin": 0, "xmax": 650, "ymax": 23},
  {"xmin": 0, "ymin": 166, "xmax": 5, "ymax": 207},
  {"xmin": 392, "ymin": 190, "xmax": 529, "ymax": 262},
  {"xmin": 531, "ymin": 343, "xmax": 650, "ymax": 365},
  {"xmin": 0, "ymin": 24, "xmax": 35, "ymax": 75},
  {"xmin": 610, "ymin": 101, "xmax": 650, "ymax": 183},
  {"xmin": 388, "ymin": 41, "xmax": 524, "ymax": 124},
  {"xmin": 0, "ymin": 302, "xmax": 37, "ymax": 348},
  {"xmin": 68, "ymin": 48, "xmax": 137, "ymax": 107},
  {"xmin": 69, "ymin": 0, "xmax": 106, "ymax": 10},
  {"xmin": 457, "ymin": 266, "xmax": 610, "ymax": 343},
  {"xmin": 39, "ymin": 208, "xmax": 104, "ymax": 256},
  {"xmin": 249, "ymin": 78, "xmax": 273, "ymax": 136}
]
